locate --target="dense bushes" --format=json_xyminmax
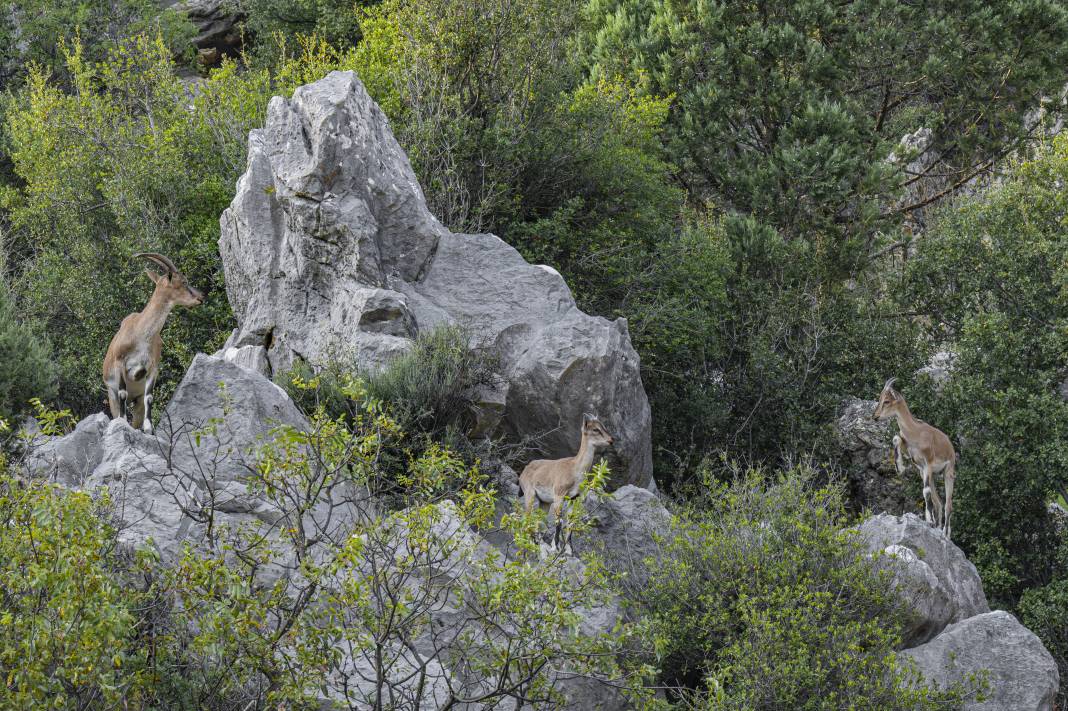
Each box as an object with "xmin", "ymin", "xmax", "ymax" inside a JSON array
[
  {"xmin": 281, "ymin": 325, "xmax": 502, "ymax": 491},
  {"xmin": 0, "ymin": 479, "xmax": 139, "ymax": 708},
  {"xmin": 635, "ymin": 467, "xmax": 968, "ymax": 707},
  {"xmin": 583, "ymin": 0, "xmax": 1068, "ymax": 274}
]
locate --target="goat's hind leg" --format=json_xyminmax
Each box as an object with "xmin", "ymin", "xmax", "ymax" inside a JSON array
[
  {"xmin": 919, "ymin": 461, "xmax": 935, "ymax": 526},
  {"xmin": 942, "ymin": 461, "xmax": 955, "ymax": 541},
  {"xmin": 141, "ymin": 374, "xmax": 156, "ymax": 434},
  {"xmin": 922, "ymin": 462, "xmax": 944, "ymax": 530}
]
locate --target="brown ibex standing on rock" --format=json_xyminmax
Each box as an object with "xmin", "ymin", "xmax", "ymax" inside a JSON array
[
  {"xmin": 519, "ymin": 414, "xmax": 614, "ymax": 553},
  {"xmin": 103, "ymin": 253, "xmax": 203, "ymax": 433},
  {"xmin": 873, "ymin": 378, "xmax": 958, "ymax": 540}
]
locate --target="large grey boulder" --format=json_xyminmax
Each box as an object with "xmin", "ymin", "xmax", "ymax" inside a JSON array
[
  {"xmin": 218, "ymin": 70, "xmax": 653, "ymax": 489},
  {"xmin": 158, "ymin": 352, "xmax": 309, "ymax": 481},
  {"xmin": 835, "ymin": 397, "xmax": 916, "ymax": 515},
  {"xmin": 859, "ymin": 513, "xmax": 989, "ymax": 640},
  {"xmin": 902, "ymin": 611, "xmax": 1059, "ymax": 711},
  {"xmin": 77, "ymin": 354, "xmax": 319, "ymax": 566}
]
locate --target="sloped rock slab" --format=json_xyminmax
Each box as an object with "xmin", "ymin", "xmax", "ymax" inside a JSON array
[
  {"xmin": 902, "ymin": 611, "xmax": 1059, "ymax": 711},
  {"xmin": 23, "ymin": 412, "xmax": 110, "ymax": 486}
]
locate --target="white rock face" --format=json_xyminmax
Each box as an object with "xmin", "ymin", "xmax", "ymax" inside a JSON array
[
  {"xmin": 218, "ymin": 70, "xmax": 653, "ymax": 488},
  {"xmin": 902, "ymin": 611, "xmax": 1059, "ymax": 711}
]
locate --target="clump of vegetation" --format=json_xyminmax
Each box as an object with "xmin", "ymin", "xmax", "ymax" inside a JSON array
[
  {"xmin": 1020, "ymin": 578, "xmax": 1068, "ymax": 706},
  {"xmin": 637, "ymin": 467, "xmax": 973, "ymax": 707},
  {"xmin": 0, "ymin": 479, "xmax": 140, "ymax": 708},
  {"xmin": 283, "ymin": 325, "xmax": 497, "ymax": 438}
]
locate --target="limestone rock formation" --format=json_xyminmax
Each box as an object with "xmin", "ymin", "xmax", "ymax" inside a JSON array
[
  {"xmin": 877, "ymin": 543, "xmax": 955, "ymax": 647},
  {"xmin": 902, "ymin": 611, "xmax": 1059, "ymax": 711},
  {"xmin": 218, "ymin": 70, "xmax": 652, "ymax": 488}
]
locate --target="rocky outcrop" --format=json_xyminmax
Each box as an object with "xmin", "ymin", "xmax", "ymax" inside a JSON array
[
  {"xmin": 916, "ymin": 351, "xmax": 956, "ymax": 389},
  {"xmin": 835, "ymin": 397, "xmax": 916, "ymax": 515},
  {"xmin": 218, "ymin": 70, "xmax": 653, "ymax": 488},
  {"xmin": 877, "ymin": 543, "xmax": 955, "ymax": 647},
  {"xmin": 854, "ymin": 514, "xmax": 1061, "ymax": 706},
  {"xmin": 172, "ymin": 0, "xmax": 244, "ymax": 61},
  {"xmin": 859, "ymin": 513, "xmax": 989, "ymax": 633},
  {"xmin": 902, "ymin": 611, "xmax": 1059, "ymax": 711}
]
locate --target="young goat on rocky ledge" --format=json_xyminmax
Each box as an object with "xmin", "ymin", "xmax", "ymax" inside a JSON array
[
  {"xmin": 520, "ymin": 414, "xmax": 614, "ymax": 553},
  {"xmin": 873, "ymin": 378, "xmax": 958, "ymax": 540},
  {"xmin": 103, "ymin": 253, "xmax": 203, "ymax": 433}
]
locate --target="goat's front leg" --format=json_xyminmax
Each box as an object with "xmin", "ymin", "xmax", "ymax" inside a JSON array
[
  {"xmin": 549, "ymin": 498, "xmax": 565, "ymax": 552},
  {"xmin": 892, "ymin": 435, "xmax": 908, "ymax": 474}
]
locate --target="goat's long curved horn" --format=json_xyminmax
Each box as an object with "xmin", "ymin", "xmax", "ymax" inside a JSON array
[
  {"xmin": 883, "ymin": 377, "xmax": 897, "ymax": 391},
  {"xmin": 133, "ymin": 252, "xmax": 178, "ymax": 275}
]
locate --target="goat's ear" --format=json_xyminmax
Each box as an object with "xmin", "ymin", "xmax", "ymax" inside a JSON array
[
  {"xmin": 583, "ymin": 412, "xmax": 595, "ymax": 426},
  {"xmin": 144, "ymin": 269, "xmax": 161, "ymax": 285}
]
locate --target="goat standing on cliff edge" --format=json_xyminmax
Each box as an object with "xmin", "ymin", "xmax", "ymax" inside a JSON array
[
  {"xmin": 873, "ymin": 378, "xmax": 958, "ymax": 540},
  {"xmin": 103, "ymin": 253, "xmax": 203, "ymax": 433},
  {"xmin": 519, "ymin": 414, "xmax": 614, "ymax": 554}
]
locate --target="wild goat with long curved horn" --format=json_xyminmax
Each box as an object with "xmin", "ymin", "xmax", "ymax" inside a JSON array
[
  {"xmin": 102, "ymin": 253, "xmax": 203, "ymax": 432},
  {"xmin": 873, "ymin": 378, "xmax": 959, "ymax": 540}
]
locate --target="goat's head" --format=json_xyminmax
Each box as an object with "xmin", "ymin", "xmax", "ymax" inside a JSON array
[
  {"xmin": 582, "ymin": 413, "xmax": 614, "ymax": 449},
  {"xmin": 872, "ymin": 378, "xmax": 901, "ymax": 421},
  {"xmin": 136, "ymin": 253, "xmax": 204, "ymax": 307}
]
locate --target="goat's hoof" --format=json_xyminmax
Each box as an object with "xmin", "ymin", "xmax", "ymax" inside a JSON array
[{"xmin": 142, "ymin": 421, "xmax": 153, "ymax": 434}]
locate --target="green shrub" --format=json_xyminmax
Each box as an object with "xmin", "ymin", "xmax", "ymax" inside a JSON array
[
  {"xmin": 363, "ymin": 326, "xmax": 498, "ymax": 435},
  {"xmin": 0, "ymin": 283, "xmax": 56, "ymax": 421},
  {"xmin": 0, "ymin": 478, "xmax": 141, "ymax": 708},
  {"xmin": 638, "ymin": 467, "xmax": 968, "ymax": 706},
  {"xmin": 238, "ymin": 0, "xmax": 373, "ymax": 65},
  {"xmin": 1019, "ymin": 578, "xmax": 1068, "ymax": 704},
  {"xmin": 282, "ymin": 326, "xmax": 497, "ymax": 435},
  {"xmin": 0, "ymin": 0, "xmax": 195, "ymax": 91}
]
